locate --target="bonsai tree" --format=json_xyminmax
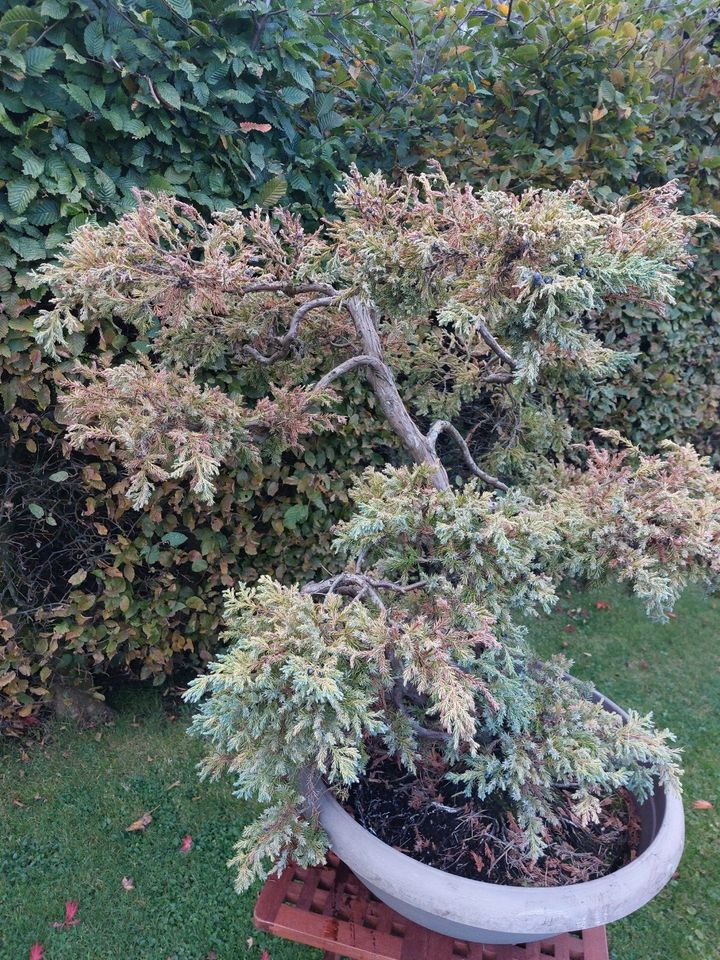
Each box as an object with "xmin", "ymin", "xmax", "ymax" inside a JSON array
[{"xmin": 36, "ymin": 166, "xmax": 720, "ymax": 890}]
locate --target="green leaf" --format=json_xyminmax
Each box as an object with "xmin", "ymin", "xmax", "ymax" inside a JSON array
[
  {"xmin": 513, "ymin": 44, "xmax": 539, "ymax": 63},
  {"xmin": 283, "ymin": 503, "xmax": 309, "ymax": 528},
  {"xmin": 7, "ymin": 178, "xmax": 38, "ymax": 214},
  {"xmin": 598, "ymin": 79, "xmax": 616, "ymax": 103},
  {"xmin": 62, "ymin": 42, "xmax": 86, "ymax": 64},
  {"xmin": 62, "ymin": 83, "xmax": 93, "ymax": 111},
  {"xmin": 161, "ymin": 531, "xmax": 188, "ymax": 546},
  {"xmin": 278, "ymin": 86, "xmax": 309, "ymax": 106},
  {"xmin": 0, "ymin": 5, "xmax": 44, "ymax": 30},
  {"xmin": 14, "ymin": 148, "xmax": 43, "ymax": 177},
  {"xmin": 66, "ymin": 142, "xmax": 92, "ymax": 165},
  {"xmin": 8, "ymin": 235, "xmax": 46, "ymax": 260},
  {"xmin": 83, "ymin": 20, "xmax": 104, "ymax": 57},
  {"xmin": 49, "ymin": 470, "xmax": 69, "ymax": 482},
  {"xmin": 28, "ymin": 503, "xmax": 45, "ymax": 519},
  {"xmin": 40, "ymin": 0, "xmax": 69, "ymax": 18},
  {"xmin": 257, "ymin": 176, "xmax": 287, "ymax": 207},
  {"xmin": 164, "ymin": 0, "xmax": 192, "ymax": 17},
  {"xmin": 287, "ymin": 62, "xmax": 314, "ymax": 91},
  {"xmin": 0, "ymin": 267, "xmax": 12, "ymax": 292},
  {"xmin": 92, "ymin": 168, "xmax": 117, "ymax": 202},
  {"xmin": 27, "ymin": 198, "xmax": 60, "ymax": 226},
  {"xmin": 219, "ymin": 88, "xmax": 253, "ymax": 105},
  {"xmin": 0, "ymin": 103, "xmax": 21, "ymax": 135},
  {"xmin": 155, "ymin": 82, "xmax": 182, "ymax": 110},
  {"xmin": 24, "ymin": 46, "xmax": 55, "ymax": 76}
]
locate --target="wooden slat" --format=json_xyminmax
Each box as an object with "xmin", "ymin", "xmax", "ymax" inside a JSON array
[{"xmin": 253, "ymin": 858, "xmax": 609, "ymax": 960}]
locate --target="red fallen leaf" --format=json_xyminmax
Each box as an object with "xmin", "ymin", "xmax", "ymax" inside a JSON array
[
  {"xmin": 180, "ymin": 834, "xmax": 193, "ymax": 853},
  {"xmin": 562, "ymin": 624, "xmax": 576, "ymax": 633},
  {"xmin": 239, "ymin": 122, "xmax": 272, "ymax": 133},
  {"xmin": 126, "ymin": 812, "xmax": 152, "ymax": 832},
  {"xmin": 121, "ymin": 876, "xmax": 135, "ymax": 890},
  {"xmin": 261, "ymin": 951, "xmax": 271, "ymax": 960},
  {"xmin": 52, "ymin": 900, "xmax": 80, "ymax": 929},
  {"xmin": 29, "ymin": 943, "xmax": 44, "ymax": 960},
  {"xmin": 692, "ymin": 799, "xmax": 714, "ymax": 810},
  {"xmin": 595, "ymin": 601, "xmax": 610, "ymax": 610}
]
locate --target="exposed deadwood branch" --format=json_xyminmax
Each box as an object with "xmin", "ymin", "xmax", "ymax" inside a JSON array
[
  {"xmin": 427, "ymin": 420, "xmax": 509, "ymax": 492},
  {"xmin": 243, "ymin": 291, "xmax": 342, "ymax": 364},
  {"xmin": 314, "ymin": 354, "xmax": 389, "ymax": 391},
  {"xmin": 347, "ymin": 297, "xmax": 451, "ymax": 491},
  {"xmin": 475, "ymin": 319, "xmax": 517, "ymax": 370}
]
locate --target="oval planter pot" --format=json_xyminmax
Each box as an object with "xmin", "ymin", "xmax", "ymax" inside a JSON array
[{"xmin": 310, "ymin": 689, "xmax": 684, "ymax": 945}]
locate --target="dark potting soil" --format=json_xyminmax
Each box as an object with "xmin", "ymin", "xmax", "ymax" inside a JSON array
[{"xmin": 346, "ymin": 749, "xmax": 641, "ymax": 888}]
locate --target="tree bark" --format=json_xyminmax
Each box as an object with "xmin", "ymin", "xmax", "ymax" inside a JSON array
[{"xmin": 347, "ymin": 297, "xmax": 450, "ymax": 491}]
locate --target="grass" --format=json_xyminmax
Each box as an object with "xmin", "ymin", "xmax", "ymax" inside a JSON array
[{"xmin": 1, "ymin": 584, "xmax": 718, "ymax": 960}]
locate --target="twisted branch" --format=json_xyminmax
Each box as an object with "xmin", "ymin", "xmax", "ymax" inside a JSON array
[
  {"xmin": 243, "ymin": 290, "xmax": 342, "ymax": 364},
  {"xmin": 426, "ymin": 421, "xmax": 508, "ymax": 492},
  {"xmin": 475, "ymin": 319, "xmax": 517, "ymax": 370}
]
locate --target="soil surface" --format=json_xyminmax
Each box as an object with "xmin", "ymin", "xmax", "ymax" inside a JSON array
[{"xmin": 346, "ymin": 747, "xmax": 641, "ymax": 887}]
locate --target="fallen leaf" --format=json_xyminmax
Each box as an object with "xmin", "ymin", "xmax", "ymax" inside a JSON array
[
  {"xmin": 562, "ymin": 624, "xmax": 576, "ymax": 634},
  {"xmin": 591, "ymin": 105, "xmax": 608, "ymax": 121},
  {"xmin": 52, "ymin": 900, "xmax": 80, "ymax": 929},
  {"xmin": 692, "ymin": 800, "xmax": 714, "ymax": 810},
  {"xmin": 595, "ymin": 601, "xmax": 610, "ymax": 610},
  {"xmin": 126, "ymin": 812, "xmax": 153, "ymax": 832},
  {"xmin": 166, "ymin": 780, "xmax": 181, "ymax": 791},
  {"xmin": 239, "ymin": 122, "xmax": 272, "ymax": 133},
  {"xmin": 29, "ymin": 943, "xmax": 44, "ymax": 960},
  {"xmin": 121, "ymin": 876, "xmax": 135, "ymax": 890},
  {"xmin": 246, "ymin": 937, "xmax": 254, "ymax": 948},
  {"xmin": 180, "ymin": 834, "xmax": 193, "ymax": 853},
  {"xmin": 261, "ymin": 951, "xmax": 271, "ymax": 960}
]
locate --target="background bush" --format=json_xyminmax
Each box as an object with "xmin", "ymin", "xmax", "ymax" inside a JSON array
[{"xmin": 1, "ymin": 0, "xmax": 718, "ymax": 725}]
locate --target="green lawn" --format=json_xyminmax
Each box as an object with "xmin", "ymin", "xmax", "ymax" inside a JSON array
[{"xmin": 1, "ymin": 585, "xmax": 718, "ymax": 960}]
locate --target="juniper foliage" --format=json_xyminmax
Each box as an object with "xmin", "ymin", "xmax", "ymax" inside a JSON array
[{"xmin": 37, "ymin": 167, "xmax": 717, "ymax": 890}]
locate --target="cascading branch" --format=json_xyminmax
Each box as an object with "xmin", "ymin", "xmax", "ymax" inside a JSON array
[{"xmin": 35, "ymin": 165, "xmax": 718, "ymax": 890}]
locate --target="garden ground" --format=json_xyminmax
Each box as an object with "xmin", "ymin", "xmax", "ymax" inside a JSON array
[{"xmin": 1, "ymin": 585, "xmax": 717, "ymax": 960}]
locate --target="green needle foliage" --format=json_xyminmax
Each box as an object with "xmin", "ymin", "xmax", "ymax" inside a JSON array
[{"xmin": 38, "ymin": 164, "xmax": 718, "ymax": 890}]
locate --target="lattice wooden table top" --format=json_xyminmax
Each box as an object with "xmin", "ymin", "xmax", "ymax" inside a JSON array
[{"xmin": 254, "ymin": 852, "xmax": 610, "ymax": 960}]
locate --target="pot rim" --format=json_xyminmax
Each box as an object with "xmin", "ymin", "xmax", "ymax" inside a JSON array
[{"xmin": 307, "ymin": 688, "xmax": 685, "ymax": 934}]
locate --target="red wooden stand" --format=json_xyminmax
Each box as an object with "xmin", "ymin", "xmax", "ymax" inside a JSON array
[{"xmin": 254, "ymin": 853, "xmax": 610, "ymax": 960}]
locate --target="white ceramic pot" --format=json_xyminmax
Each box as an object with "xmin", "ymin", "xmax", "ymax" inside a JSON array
[{"xmin": 308, "ymin": 690, "xmax": 684, "ymax": 944}]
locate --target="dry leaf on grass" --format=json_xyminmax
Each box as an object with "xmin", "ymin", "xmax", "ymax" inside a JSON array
[
  {"xmin": 126, "ymin": 812, "xmax": 152, "ymax": 832},
  {"xmin": 121, "ymin": 877, "xmax": 135, "ymax": 890},
  {"xmin": 52, "ymin": 900, "xmax": 79, "ymax": 930},
  {"xmin": 692, "ymin": 799, "xmax": 714, "ymax": 810}
]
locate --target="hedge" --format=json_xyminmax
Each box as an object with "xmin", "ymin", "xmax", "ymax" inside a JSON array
[{"xmin": 1, "ymin": 0, "xmax": 719, "ymax": 725}]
